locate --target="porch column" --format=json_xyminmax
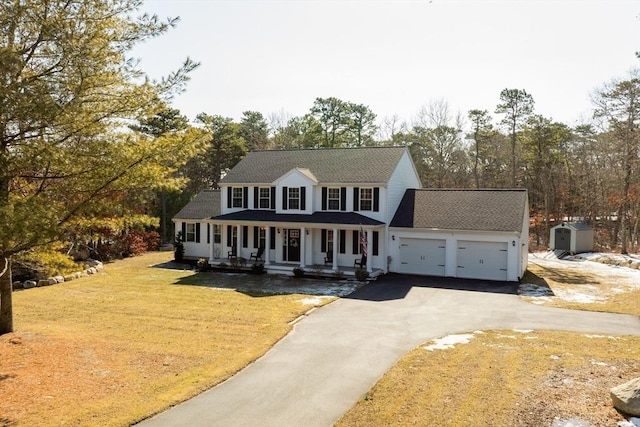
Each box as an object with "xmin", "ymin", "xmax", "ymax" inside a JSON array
[
  {"xmin": 264, "ymin": 226, "xmax": 271, "ymax": 264},
  {"xmin": 366, "ymin": 229, "xmax": 373, "ymax": 272},
  {"xmin": 209, "ymin": 222, "xmax": 214, "ymax": 261},
  {"xmin": 300, "ymin": 226, "xmax": 306, "ymax": 268},
  {"xmin": 236, "ymin": 225, "xmax": 242, "ymax": 258},
  {"xmin": 332, "ymin": 228, "xmax": 338, "ymax": 271}
]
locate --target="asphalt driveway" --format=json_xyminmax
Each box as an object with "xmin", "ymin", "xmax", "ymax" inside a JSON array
[{"xmin": 138, "ymin": 274, "xmax": 640, "ymax": 427}]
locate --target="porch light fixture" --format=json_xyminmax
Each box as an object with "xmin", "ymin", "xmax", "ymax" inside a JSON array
[
  {"xmin": 392, "ymin": 235, "xmax": 395, "ymax": 240},
  {"xmin": 305, "ymin": 229, "xmax": 309, "ymax": 235},
  {"xmin": 512, "ymin": 240, "xmax": 516, "ymax": 247},
  {"xmin": 277, "ymin": 228, "xmax": 280, "ymax": 234}
]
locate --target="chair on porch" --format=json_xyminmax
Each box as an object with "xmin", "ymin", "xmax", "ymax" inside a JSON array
[
  {"xmin": 324, "ymin": 250, "xmax": 333, "ymax": 265},
  {"xmin": 227, "ymin": 246, "xmax": 237, "ymax": 260},
  {"xmin": 354, "ymin": 255, "xmax": 367, "ymax": 269},
  {"xmin": 250, "ymin": 246, "xmax": 264, "ymax": 262}
]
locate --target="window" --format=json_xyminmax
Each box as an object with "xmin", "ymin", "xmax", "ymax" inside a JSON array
[
  {"xmin": 213, "ymin": 224, "xmax": 221, "ymax": 244},
  {"xmin": 185, "ymin": 223, "xmax": 196, "ymax": 242},
  {"xmin": 327, "ymin": 188, "xmax": 340, "ymax": 211},
  {"xmin": 259, "ymin": 187, "xmax": 271, "ymax": 209},
  {"xmin": 327, "ymin": 230, "xmax": 334, "ymax": 252},
  {"xmin": 359, "ymin": 188, "xmax": 373, "ymax": 211},
  {"xmin": 259, "ymin": 227, "xmax": 266, "ymax": 248},
  {"xmin": 288, "ymin": 187, "xmax": 300, "ymax": 210},
  {"xmin": 232, "ymin": 187, "xmax": 243, "ymax": 208}
]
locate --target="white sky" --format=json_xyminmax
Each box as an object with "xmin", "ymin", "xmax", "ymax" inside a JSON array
[{"xmin": 135, "ymin": 0, "xmax": 640, "ymax": 130}]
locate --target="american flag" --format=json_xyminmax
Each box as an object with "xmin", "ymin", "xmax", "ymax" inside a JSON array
[{"xmin": 360, "ymin": 224, "xmax": 368, "ymax": 255}]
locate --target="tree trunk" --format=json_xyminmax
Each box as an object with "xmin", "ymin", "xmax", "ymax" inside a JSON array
[{"xmin": 0, "ymin": 257, "xmax": 13, "ymax": 335}]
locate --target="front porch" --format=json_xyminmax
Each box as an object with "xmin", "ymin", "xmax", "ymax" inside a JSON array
[{"xmin": 207, "ymin": 257, "xmax": 384, "ymax": 279}]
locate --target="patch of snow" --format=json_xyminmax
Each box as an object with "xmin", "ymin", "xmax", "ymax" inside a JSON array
[
  {"xmin": 299, "ymin": 296, "xmax": 331, "ymax": 306},
  {"xmin": 497, "ymin": 334, "xmax": 517, "ymax": 339},
  {"xmin": 584, "ymin": 334, "xmax": 617, "ymax": 339},
  {"xmin": 552, "ymin": 287, "xmax": 605, "ymax": 304},
  {"xmin": 618, "ymin": 418, "xmax": 640, "ymax": 427},
  {"xmin": 519, "ymin": 283, "xmax": 555, "ymax": 297},
  {"xmin": 591, "ymin": 361, "xmax": 608, "ymax": 366},
  {"xmin": 550, "ymin": 355, "xmax": 561, "ymax": 360},
  {"xmin": 551, "ymin": 418, "xmax": 590, "ymax": 427},
  {"xmin": 423, "ymin": 333, "xmax": 475, "ymax": 351},
  {"xmin": 514, "ymin": 329, "xmax": 533, "ymax": 333}
]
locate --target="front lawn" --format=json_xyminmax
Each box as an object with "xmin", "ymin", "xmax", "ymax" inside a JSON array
[{"xmin": 0, "ymin": 252, "xmax": 328, "ymax": 426}]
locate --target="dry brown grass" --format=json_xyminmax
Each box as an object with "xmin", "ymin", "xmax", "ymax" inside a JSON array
[
  {"xmin": 524, "ymin": 261, "xmax": 640, "ymax": 316},
  {"xmin": 337, "ymin": 330, "xmax": 640, "ymax": 427},
  {"xmin": 0, "ymin": 252, "xmax": 326, "ymax": 426}
]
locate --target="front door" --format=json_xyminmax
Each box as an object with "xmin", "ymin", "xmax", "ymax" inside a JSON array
[{"xmin": 283, "ymin": 229, "xmax": 300, "ymax": 262}]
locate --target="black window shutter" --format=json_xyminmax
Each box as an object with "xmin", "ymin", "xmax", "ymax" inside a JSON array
[
  {"xmin": 195, "ymin": 223, "xmax": 201, "ymax": 243},
  {"xmin": 242, "ymin": 225, "xmax": 248, "ymax": 248},
  {"xmin": 373, "ymin": 231, "xmax": 379, "ymax": 256},
  {"xmin": 181, "ymin": 222, "xmax": 186, "ymax": 239},
  {"xmin": 207, "ymin": 223, "xmax": 211, "ymax": 244},
  {"xmin": 282, "ymin": 186, "xmax": 288, "ymax": 210},
  {"xmin": 227, "ymin": 187, "xmax": 232, "ymax": 209},
  {"xmin": 270, "ymin": 227, "xmax": 276, "ymax": 250},
  {"xmin": 339, "ymin": 230, "xmax": 346, "ymax": 254},
  {"xmin": 373, "ymin": 187, "xmax": 380, "ymax": 212},
  {"xmin": 352, "ymin": 230, "xmax": 359, "ymax": 254},
  {"xmin": 254, "ymin": 187, "xmax": 259, "ymax": 209},
  {"xmin": 321, "ymin": 229, "xmax": 327, "ymax": 252},
  {"xmin": 243, "ymin": 187, "xmax": 248, "ymax": 208},
  {"xmin": 226, "ymin": 225, "xmax": 232, "ymax": 247},
  {"xmin": 340, "ymin": 187, "xmax": 347, "ymax": 211},
  {"xmin": 353, "ymin": 187, "xmax": 359, "ymax": 211},
  {"xmin": 300, "ymin": 187, "xmax": 306, "ymax": 210},
  {"xmin": 322, "ymin": 187, "xmax": 327, "ymax": 210},
  {"xmin": 253, "ymin": 226, "xmax": 259, "ymax": 248},
  {"xmin": 270, "ymin": 187, "xmax": 276, "ymax": 209}
]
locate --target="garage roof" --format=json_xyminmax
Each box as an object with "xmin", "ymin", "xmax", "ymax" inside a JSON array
[
  {"xmin": 390, "ymin": 189, "xmax": 528, "ymax": 233},
  {"xmin": 173, "ymin": 190, "xmax": 221, "ymax": 220}
]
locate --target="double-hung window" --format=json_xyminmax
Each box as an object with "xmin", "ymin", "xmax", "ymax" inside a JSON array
[
  {"xmin": 288, "ymin": 187, "xmax": 300, "ymax": 210},
  {"xmin": 213, "ymin": 224, "xmax": 221, "ymax": 244},
  {"xmin": 359, "ymin": 188, "xmax": 373, "ymax": 211},
  {"xmin": 259, "ymin": 187, "xmax": 271, "ymax": 209},
  {"xmin": 185, "ymin": 223, "xmax": 196, "ymax": 242},
  {"xmin": 327, "ymin": 188, "xmax": 340, "ymax": 211},
  {"xmin": 232, "ymin": 187, "xmax": 243, "ymax": 208}
]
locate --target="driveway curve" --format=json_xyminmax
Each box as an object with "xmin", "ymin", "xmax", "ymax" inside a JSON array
[{"xmin": 138, "ymin": 274, "xmax": 640, "ymax": 427}]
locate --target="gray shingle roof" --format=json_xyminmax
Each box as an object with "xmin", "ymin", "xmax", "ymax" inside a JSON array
[
  {"xmin": 219, "ymin": 146, "xmax": 408, "ymax": 184},
  {"xmin": 390, "ymin": 189, "xmax": 528, "ymax": 233},
  {"xmin": 173, "ymin": 190, "xmax": 221, "ymax": 220}
]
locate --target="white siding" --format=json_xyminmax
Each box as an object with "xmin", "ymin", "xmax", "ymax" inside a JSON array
[{"xmin": 385, "ymin": 149, "xmax": 422, "ymax": 225}]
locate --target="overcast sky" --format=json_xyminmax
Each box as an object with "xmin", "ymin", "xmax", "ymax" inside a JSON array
[{"xmin": 135, "ymin": 0, "xmax": 640, "ymax": 130}]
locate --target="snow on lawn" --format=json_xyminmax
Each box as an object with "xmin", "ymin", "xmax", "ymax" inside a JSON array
[
  {"xmin": 522, "ymin": 252, "xmax": 640, "ymax": 304},
  {"xmin": 423, "ymin": 333, "xmax": 477, "ymax": 351}
]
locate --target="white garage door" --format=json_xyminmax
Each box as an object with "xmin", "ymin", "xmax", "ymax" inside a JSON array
[
  {"xmin": 456, "ymin": 241, "xmax": 508, "ymax": 281},
  {"xmin": 399, "ymin": 238, "xmax": 446, "ymax": 276}
]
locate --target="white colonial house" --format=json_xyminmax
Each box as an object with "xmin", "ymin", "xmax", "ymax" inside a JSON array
[{"xmin": 173, "ymin": 146, "xmax": 529, "ymax": 281}]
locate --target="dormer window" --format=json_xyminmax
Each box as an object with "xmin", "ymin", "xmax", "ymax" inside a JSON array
[
  {"xmin": 288, "ymin": 187, "xmax": 300, "ymax": 210},
  {"xmin": 232, "ymin": 187, "xmax": 243, "ymax": 208}
]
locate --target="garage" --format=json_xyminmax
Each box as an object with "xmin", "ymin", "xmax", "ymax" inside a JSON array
[
  {"xmin": 398, "ymin": 238, "xmax": 445, "ymax": 276},
  {"xmin": 456, "ymin": 241, "xmax": 508, "ymax": 281}
]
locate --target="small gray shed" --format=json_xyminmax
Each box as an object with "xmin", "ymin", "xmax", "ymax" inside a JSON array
[{"xmin": 550, "ymin": 222, "xmax": 594, "ymax": 254}]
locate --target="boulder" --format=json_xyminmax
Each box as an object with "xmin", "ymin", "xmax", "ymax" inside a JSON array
[
  {"xmin": 54, "ymin": 275, "xmax": 65, "ymax": 283},
  {"xmin": 12, "ymin": 281, "xmax": 23, "ymax": 290},
  {"xmin": 37, "ymin": 279, "xmax": 49, "ymax": 287},
  {"xmin": 611, "ymin": 377, "xmax": 640, "ymax": 416},
  {"xmin": 47, "ymin": 277, "xmax": 57, "ymax": 286},
  {"xmin": 64, "ymin": 275, "xmax": 74, "ymax": 282},
  {"xmin": 23, "ymin": 280, "xmax": 36, "ymax": 289}
]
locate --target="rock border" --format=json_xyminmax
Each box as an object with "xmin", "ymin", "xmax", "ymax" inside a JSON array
[{"xmin": 12, "ymin": 260, "xmax": 104, "ymax": 291}]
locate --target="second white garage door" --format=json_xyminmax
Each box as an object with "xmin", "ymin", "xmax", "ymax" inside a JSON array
[
  {"xmin": 456, "ymin": 241, "xmax": 508, "ymax": 281},
  {"xmin": 399, "ymin": 238, "xmax": 446, "ymax": 276}
]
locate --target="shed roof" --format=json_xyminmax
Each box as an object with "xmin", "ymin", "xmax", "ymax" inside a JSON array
[
  {"xmin": 390, "ymin": 189, "xmax": 528, "ymax": 233},
  {"xmin": 551, "ymin": 222, "xmax": 594, "ymax": 231},
  {"xmin": 173, "ymin": 190, "xmax": 221, "ymax": 220},
  {"xmin": 219, "ymin": 146, "xmax": 409, "ymax": 185}
]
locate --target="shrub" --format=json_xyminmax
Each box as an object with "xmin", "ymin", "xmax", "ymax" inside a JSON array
[
  {"xmin": 196, "ymin": 258, "xmax": 211, "ymax": 272},
  {"xmin": 333, "ymin": 270, "xmax": 344, "ymax": 280},
  {"xmin": 293, "ymin": 267, "xmax": 305, "ymax": 278},
  {"xmin": 355, "ymin": 268, "xmax": 369, "ymax": 282},
  {"xmin": 14, "ymin": 247, "xmax": 82, "ymax": 280},
  {"xmin": 251, "ymin": 263, "xmax": 265, "ymax": 274},
  {"xmin": 174, "ymin": 232, "xmax": 185, "ymax": 262}
]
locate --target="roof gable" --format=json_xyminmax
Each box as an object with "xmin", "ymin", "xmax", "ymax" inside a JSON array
[
  {"xmin": 173, "ymin": 190, "xmax": 221, "ymax": 220},
  {"xmin": 391, "ymin": 189, "xmax": 528, "ymax": 233},
  {"xmin": 220, "ymin": 146, "xmax": 409, "ymax": 185},
  {"xmin": 276, "ymin": 167, "xmax": 319, "ymax": 185}
]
